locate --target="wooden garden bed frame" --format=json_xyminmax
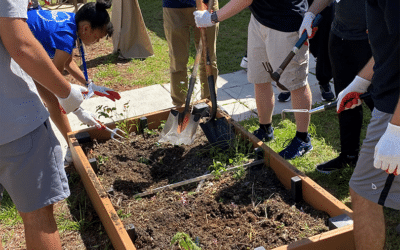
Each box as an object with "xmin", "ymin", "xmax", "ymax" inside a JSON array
[{"xmin": 68, "ymin": 102, "xmax": 355, "ymax": 250}]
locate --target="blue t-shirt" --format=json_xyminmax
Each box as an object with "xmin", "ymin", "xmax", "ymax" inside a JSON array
[
  {"xmin": 366, "ymin": 0, "xmax": 399, "ymax": 114},
  {"xmin": 249, "ymin": 0, "xmax": 308, "ymax": 32},
  {"xmin": 27, "ymin": 10, "xmax": 77, "ymax": 58}
]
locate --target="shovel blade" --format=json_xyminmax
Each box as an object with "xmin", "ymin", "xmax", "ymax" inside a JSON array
[
  {"xmin": 200, "ymin": 117, "xmax": 235, "ymax": 151},
  {"xmin": 159, "ymin": 110, "xmax": 200, "ymax": 145}
]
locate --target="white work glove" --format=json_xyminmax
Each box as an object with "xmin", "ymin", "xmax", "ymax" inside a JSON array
[
  {"xmin": 86, "ymin": 80, "xmax": 121, "ymax": 102},
  {"xmin": 374, "ymin": 123, "xmax": 400, "ymax": 175},
  {"xmin": 298, "ymin": 12, "xmax": 316, "ymax": 38},
  {"xmin": 336, "ymin": 76, "xmax": 371, "ymax": 113},
  {"xmin": 193, "ymin": 10, "xmax": 214, "ymax": 28},
  {"xmin": 73, "ymin": 107, "xmax": 102, "ymax": 129},
  {"xmin": 57, "ymin": 83, "xmax": 87, "ymax": 114}
]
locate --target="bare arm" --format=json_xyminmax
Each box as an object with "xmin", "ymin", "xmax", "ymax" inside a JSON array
[
  {"xmin": 358, "ymin": 57, "xmax": 375, "ymax": 81},
  {"xmin": 215, "ymin": 0, "xmax": 253, "ymax": 22},
  {"xmin": 308, "ymin": 0, "xmax": 335, "ymax": 15},
  {"xmin": 0, "ymin": 17, "xmax": 70, "ymax": 98},
  {"xmin": 391, "ymin": 101, "xmax": 400, "ymax": 126},
  {"xmin": 54, "ymin": 49, "xmax": 87, "ymax": 85}
]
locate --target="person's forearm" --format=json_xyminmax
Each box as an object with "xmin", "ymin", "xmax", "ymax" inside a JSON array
[
  {"xmin": 0, "ymin": 18, "xmax": 70, "ymax": 98},
  {"xmin": 215, "ymin": 0, "xmax": 253, "ymax": 22},
  {"xmin": 358, "ymin": 57, "xmax": 375, "ymax": 81},
  {"xmin": 65, "ymin": 59, "xmax": 87, "ymax": 85},
  {"xmin": 391, "ymin": 100, "xmax": 400, "ymax": 126},
  {"xmin": 308, "ymin": 0, "xmax": 334, "ymax": 15}
]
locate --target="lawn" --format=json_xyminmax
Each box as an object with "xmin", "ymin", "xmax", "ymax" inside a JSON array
[{"xmin": 1, "ymin": 0, "xmax": 399, "ymax": 249}]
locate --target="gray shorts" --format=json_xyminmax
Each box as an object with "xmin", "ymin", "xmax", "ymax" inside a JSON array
[
  {"xmin": 0, "ymin": 120, "xmax": 70, "ymax": 213},
  {"xmin": 350, "ymin": 108, "xmax": 400, "ymax": 209},
  {"xmin": 247, "ymin": 14, "xmax": 309, "ymax": 91}
]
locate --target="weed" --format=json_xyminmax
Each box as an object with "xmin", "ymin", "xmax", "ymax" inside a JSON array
[
  {"xmin": 209, "ymin": 160, "xmax": 226, "ymax": 180},
  {"xmin": 170, "ymin": 232, "xmax": 201, "ymax": 250},
  {"xmin": 97, "ymin": 155, "xmax": 109, "ymax": 165},
  {"xmin": 143, "ymin": 127, "xmax": 157, "ymax": 136},
  {"xmin": 233, "ymin": 166, "xmax": 246, "ymax": 179}
]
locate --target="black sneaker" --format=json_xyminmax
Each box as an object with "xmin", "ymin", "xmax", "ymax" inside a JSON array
[
  {"xmin": 253, "ymin": 127, "xmax": 274, "ymax": 142},
  {"xmin": 320, "ymin": 84, "xmax": 335, "ymax": 101},
  {"xmin": 278, "ymin": 92, "xmax": 291, "ymax": 102},
  {"xmin": 316, "ymin": 154, "xmax": 358, "ymax": 174}
]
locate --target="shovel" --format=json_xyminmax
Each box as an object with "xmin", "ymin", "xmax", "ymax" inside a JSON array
[
  {"xmin": 281, "ymin": 92, "xmax": 371, "ymax": 119},
  {"xmin": 196, "ymin": 0, "xmax": 235, "ymax": 151},
  {"xmin": 158, "ymin": 42, "xmax": 204, "ymax": 145}
]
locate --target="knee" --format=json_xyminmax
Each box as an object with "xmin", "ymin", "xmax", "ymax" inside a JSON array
[{"xmin": 19, "ymin": 204, "xmax": 54, "ymax": 224}]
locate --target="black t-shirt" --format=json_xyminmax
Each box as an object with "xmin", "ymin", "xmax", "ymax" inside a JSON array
[
  {"xmin": 366, "ymin": 0, "xmax": 400, "ymax": 114},
  {"xmin": 249, "ymin": 0, "xmax": 308, "ymax": 32}
]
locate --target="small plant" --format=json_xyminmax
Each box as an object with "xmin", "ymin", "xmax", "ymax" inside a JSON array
[
  {"xmin": 208, "ymin": 160, "xmax": 226, "ymax": 180},
  {"xmin": 170, "ymin": 232, "xmax": 201, "ymax": 250},
  {"xmin": 143, "ymin": 127, "xmax": 157, "ymax": 136},
  {"xmin": 97, "ymin": 155, "xmax": 109, "ymax": 165},
  {"xmin": 233, "ymin": 166, "xmax": 246, "ymax": 179},
  {"xmin": 96, "ymin": 101, "xmax": 135, "ymax": 139}
]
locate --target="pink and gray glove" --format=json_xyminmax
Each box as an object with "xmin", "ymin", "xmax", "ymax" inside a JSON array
[
  {"xmin": 84, "ymin": 80, "xmax": 121, "ymax": 102},
  {"xmin": 374, "ymin": 123, "xmax": 400, "ymax": 176},
  {"xmin": 336, "ymin": 76, "xmax": 371, "ymax": 113},
  {"xmin": 193, "ymin": 10, "xmax": 214, "ymax": 28},
  {"xmin": 73, "ymin": 107, "xmax": 103, "ymax": 129},
  {"xmin": 57, "ymin": 83, "xmax": 87, "ymax": 114}
]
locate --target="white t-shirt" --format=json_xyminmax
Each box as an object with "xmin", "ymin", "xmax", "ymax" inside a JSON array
[{"xmin": 0, "ymin": 0, "xmax": 49, "ymax": 145}]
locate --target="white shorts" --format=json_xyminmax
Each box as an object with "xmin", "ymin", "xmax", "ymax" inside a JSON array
[{"xmin": 247, "ymin": 14, "xmax": 309, "ymax": 92}]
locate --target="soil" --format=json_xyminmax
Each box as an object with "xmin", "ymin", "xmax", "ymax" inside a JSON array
[{"xmin": 82, "ymin": 128, "xmax": 330, "ymax": 250}]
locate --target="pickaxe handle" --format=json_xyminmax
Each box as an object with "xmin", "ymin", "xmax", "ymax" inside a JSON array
[{"xmin": 271, "ymin": 14, "xmax": 323, "ymax": 82}]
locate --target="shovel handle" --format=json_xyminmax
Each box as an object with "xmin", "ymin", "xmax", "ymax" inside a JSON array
[
  {"xmin": 271, "ymin": 14, "xmax": 322, "ymax": 82},
  {"xmin": 196, "ymin": 0, "xmax": 217, "ymax": 121}
]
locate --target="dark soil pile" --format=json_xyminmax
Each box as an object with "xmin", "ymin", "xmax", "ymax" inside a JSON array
[{"xmin": 83, "ymin": 129, "xmax": 329, "ymax": 250}]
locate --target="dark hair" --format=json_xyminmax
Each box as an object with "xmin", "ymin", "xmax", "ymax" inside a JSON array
[{"xmin": 75, "ymin": 0, "xmax": 114, "ymax": 37}]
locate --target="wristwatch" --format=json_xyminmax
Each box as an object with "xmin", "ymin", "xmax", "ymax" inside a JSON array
[{"xmin": 211, "ymin": 12, "xmax": 219, "ymax": 24}]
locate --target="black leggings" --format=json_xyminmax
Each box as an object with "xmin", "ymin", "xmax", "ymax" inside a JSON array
[{"xmin": 328, "ymin": 32, "xmax": 374, "ymax": 156}]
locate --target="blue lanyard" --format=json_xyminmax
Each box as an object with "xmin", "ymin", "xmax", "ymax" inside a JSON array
[{"xmin": 78, "ymin": 38, "xmax": 89, "ymax": 83}]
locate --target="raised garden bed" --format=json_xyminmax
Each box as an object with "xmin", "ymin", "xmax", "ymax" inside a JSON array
[{"xmin": 68, "ymin": 102, "xmax": 355, "ymax": 250}]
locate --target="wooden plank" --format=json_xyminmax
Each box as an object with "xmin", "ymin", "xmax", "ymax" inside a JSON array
[
  {"xmin": 274, "ymin": 224, "xmax": 354, "ymax": 250},
  {"xmin": 68, "ymin": 136, "xmax": 136, "ymax": 250}
]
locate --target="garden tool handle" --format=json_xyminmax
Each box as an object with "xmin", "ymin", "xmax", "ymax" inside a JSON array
[
  {"xmin": 271, "ymin": 14, "xmax": 323, "ymax": 83},
  {"xmin": 196, "ymin": 0, "xmax": 217, "ymax": 121},
  {"xmin": 309, "ymin": 92, "xmax": 371, "ymax": 114}
]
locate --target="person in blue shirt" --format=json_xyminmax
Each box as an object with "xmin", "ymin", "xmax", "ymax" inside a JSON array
[{"xmin": 27, "ymin": 0, "xmax": 120, "ymax": 163}]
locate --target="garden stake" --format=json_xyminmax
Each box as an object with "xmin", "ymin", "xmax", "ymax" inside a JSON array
[{"xmin": 134, "ymin": 159, "xmax": 264, "ymax": 197}]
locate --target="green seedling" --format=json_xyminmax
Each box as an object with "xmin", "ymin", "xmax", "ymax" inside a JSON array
[{"xmin": 170, "ymin": 232, "xmax": 201, "ymax": 250}]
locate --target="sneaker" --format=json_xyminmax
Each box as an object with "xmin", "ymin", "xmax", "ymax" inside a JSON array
[
  {"xmin": 278, "ymin": 92, "xmax": 291, "ymax": 102},
  {"xmin": 320, "ymin": 84, "xmax": 335, "ymax": 101},
  {"xmin": 316, "ymin": 154, "xmax": 358, "ymax": 174},
  {"xmin": 253, "ymin": 127, "xmax": 274, "ymax": 142},
  {"xmin": 240, "ymin": 56, "xmax": 248, "ymax": 69},
  {"xmin": 64, "ymin": 147, "xmax": 73, "ymax": 164},
  {"xmin": 279, "ymin": 135, "xmax": 313, "ymax": 160}
]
